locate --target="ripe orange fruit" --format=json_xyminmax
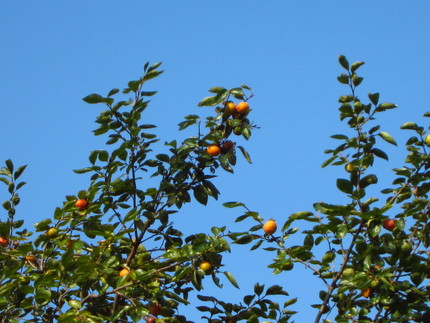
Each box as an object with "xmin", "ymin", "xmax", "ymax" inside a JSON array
[
  {"xmin": 146, "ymin": 317, "xmax": 156, "ymax": 323},
  {"xmin": 75, "ymin": 199, "xmax": 89, "ymax": 211},
  {"xmin": 236, "ymin": 101, "xmax": 250, "ymax": 114},
  {"xmin": 263, "ymin": 219, "xmax": 277, "ymax": 235},
  {"xmin": 224, "ymin": 101, "xmax": 237, "ymax": 115},
  {"xmin": 382, "ymin": 219, "xmax": 396, "ymax": 231},
  {"xmin": 199, "ymin": 261, "xmax": 212, "ymax": 273},
  {"xmin": 0, "ymin": 237, "xmax": 8, "ymax": 246},
  {"xmin": 119, "ymin": 268, "xmax": 130, "ymax": 277},
  {"xmin": 149, "ymin": 304, "xmax": 163, "ymax": 316},
  {"xmin": 361, "ymin": 287, "xmax": 372, "ymax": 298},
  {"xmin": 46, "ymin": 227, "xmax": 59, "ymax": 238},
  {"xmin": 66, "ymin": 240, "xmax": 76, "ymax": 248},
  {"xmin": 207, "ymin": 145, "xmax": 221, "ymax": 157},
  {"xmin": 25, "ymin": 255, "xmax": 37, "ymax": 263},
  {"xmin": 222, "ymin": 140, "xmax": 234, "ymax": 152}
]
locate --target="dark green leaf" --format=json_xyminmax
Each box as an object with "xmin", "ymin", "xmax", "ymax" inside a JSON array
[
  {"xmin": 5, "ymin": 159, "xmax": 13, "ymax": 173},
  {"xmin": 359, "ymin": 174, "xmax": 378, "ymax": 188},
  {"xmin": 193, "ymin": 185, "xmax": 208, "ymax": 205},
  {"xmin": 13, "ymin": 165, "xmax": 27, "ymax": 180},
  {"xmin": 108, "ymin": 88, "xmax": 119, "ymax": 97},
  {"xmin": 223, "ymin": 201, "xmax": 245, "ymax": 208},
  {"xmin": 337, "ymin": 74, "xmax": 349, "ymax": 84},
  {"xmin": 266, "ymin": 284, "xmax": 289, "ymax": 296},
  {"xmin": 209, "ymin": 87, "xmax": 227, "ymax": 94},
  {"xmin": 368, "ymin": 92, "xmax": 379, "ymax": 106},
  {"xmin": 83, "ymin": 93, "xmax": 104, "ymax": 104},
  {"xmin": 338, "ymin": 55, "xmax": 349, "ymax": 70},
  {"xmin": 371, "ymin": 148, "xmax": 388, "ymax": 160},
  {"xmin": 140, "ymin": 91, "xmax": 158, "ymax": 96},
  {"xmin": 336, "ymin": 178, "xmax": 353, "ymax": 194},
  {"xmin": 331, "ymin": 134, "xmax": 348, "ymax": 140},
  {"xmin": 238, "ymin": 146, "xmax": 252, "ymax": 163}
]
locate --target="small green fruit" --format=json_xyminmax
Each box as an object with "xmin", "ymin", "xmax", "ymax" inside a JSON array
[
  {"xmin": 345, "ymin": 163, "xmax": 355, "ymax": 173},
  {"xmin": 425, "ymin": 135, "xmax": 430, "ymax": 147},
  {"xmin": 342, "ymin": 267, "xmax": 355, "ymax": 277},
  {"xmin": 46, "ymin": 227, "xmax": 59, "ymax": 238}
]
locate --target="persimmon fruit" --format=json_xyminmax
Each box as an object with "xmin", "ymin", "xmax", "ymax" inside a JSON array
[
  {"xmin": 263, "ymin": 219, "xmax": 277, "ymax": 235},
  {"xmin": 149, "ymin": 304, "xmax": 163, "ymax": 316},
  {"xmin": 207, "ymin": 145, "xmax": 221, "ymax": 157},
  {"xmin": 66, "ymin": 240, "xmax": 76, "ymax": 248},
  {"xmin": 222, "ymin": 140, "xmax": 234, "ymax": 152},
  {"xmin": 199, "ymin": 261, "xmax": 212, "ymax": 274},
  {"xmin": 361, "ymin": 287, "xmax": 372, "ymax": 298},
  {"xmin": 383, "ymin": 219, "xmax": 396, "ymax": 231},
  {"xmin": 236, "ymin": 101, "xmax": 250, "ymax": 114},
  {"xmin": 119, "ymin": 268, "xmax": 130, "ymax": 277},
  {"xmin": 25, "ymin": 255, "xmax": 37, "ymax": 263},
  {"xmin": 0, "ymin": 237, "xmax": 8, "ymax": 246},
  {"xmin": 224, "ymin": 101, "xmax": 236, "ymax": 115},
  {"xmin": 75, "ymin": 199, "xmax": 89, "ymax": 211},
  {"xmin": 146, "ymin": 317, "xmax": 156, "ymax": 323}
]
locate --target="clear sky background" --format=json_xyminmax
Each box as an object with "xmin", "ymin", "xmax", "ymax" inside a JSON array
[{"xmin": 1, "ymin": 1, "xmax": 430, "ymax": 322}]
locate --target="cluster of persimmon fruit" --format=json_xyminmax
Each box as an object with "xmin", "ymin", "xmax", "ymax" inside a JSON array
[{"xmin": 206, "ymin": 100, "xmax": 250, "ymax": 157}]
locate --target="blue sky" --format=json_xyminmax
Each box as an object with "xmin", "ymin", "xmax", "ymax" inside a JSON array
[{"xmin": 1, "ymin": 1, "xmax": 430, "ymax": 322}]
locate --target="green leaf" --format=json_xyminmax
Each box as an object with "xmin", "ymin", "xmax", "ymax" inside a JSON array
[
  {"xmin": 13, "ymin": 165, "xmax": 27, "ymax": 180},
  {"xmin": 322, "ymin": 251, "xmax": 335, "ymax": 263},
  {"xmin": 378, "ymin": 131, "xmax": 397, "ymax": 146},
  {"xmin": 5, "ymin": 159, "xmax": 13, "ymax": 173},
  {"xmin": 338, "ymin": 55, "xmax": 349, "ymax": 70},
  {"xmin": 331, "ymin": 134, "xmax": 348, "ymax": 140},
  {"xmin": 321, "ymin": 155, "xmax": 337, "ymax": 168},
  {"xmin": 224, "ymin": 271, "xmax": 240, "ymax": 289},
  {"xmin": 144, "ymin": 69, "xmax": 164, "ymax": 81},
  {"xmin": 400, "ymin": 122, "xmax": 418, "ymax": 130},
  {"xmin": 350, "ymin": 61, "xmax": 365, "ymax": 73},
  {"xmin": 377, "ymin": 102, "xmax": 397, "ymax": 111},
  {"xmin": 230, "ymin": 87, "xmax": 245, "ymax": 100},
  {"xmin": 156, "ymin": 154, "xmax": 170, "ymax": 163},
  {"xmin": 209, "ymin": 87, "xmax": 227, "ymax": 93},
  {"xmin": 368, "ymin": 92, "xmax": 380, "ymax": 106},
  {"xmin": 223, "ymin": 201, "xmax": 245, "ymax": 208},
  {"xmin": 197, "ymin": 96, "xmax": 217, "ymax": 107},
  {"xmin": 371, "ymin": 148, "xmax": 388, "ymax": 161},
  {"xmin": 337, "ymin": 74, "xmax": 349, "ymax": 84},
  {"xmin": 140, "ymin": 91, "xmax": 158, "ymax": 96},
  {"xmin": 83, "ymin": 93, "xmax": 104, "ymax": 104},
  {"xmin": 266, "ymin": 284, "xmax": 289, "ymax": 296},
  {"xmin": 107, "ymin": 88, "xmax": 119, "ymax": 97},
  {"xmin": 34, "ymin": 218, "xmax": 52, "ymax": 231},
  {"xmin": 193, "ymin": 185, "xmax": 208, "ymax": 205},
  {"xmin": 235, "ymin": 235, "xmax": 253, "ymax": 244},
  {"xmin": 359, "ymin": 174, "xmax": 378, "ymax": 188},
  {"xmin": 238, "ymin": 146, "xmax": 252, "ymax": 163},
  {"xmin": 336, "ymin": 178, "xmax": 353, "ymax": 194},
  {"xmin": 68, "ymin": 300, "xmax": 82, "ymax": 309}
]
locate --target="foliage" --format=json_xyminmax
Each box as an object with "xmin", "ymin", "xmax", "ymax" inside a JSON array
[
  {"xmin": 227, "ymin": 55, "xmax": 430, "ymax": 322},
  {"xmin": 0, "ymin": 62, "xmax": 291, "ymax": 323},
  {"xmin": 1, "ymin": 56, "xmax": 429, "ymax": 323}
]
